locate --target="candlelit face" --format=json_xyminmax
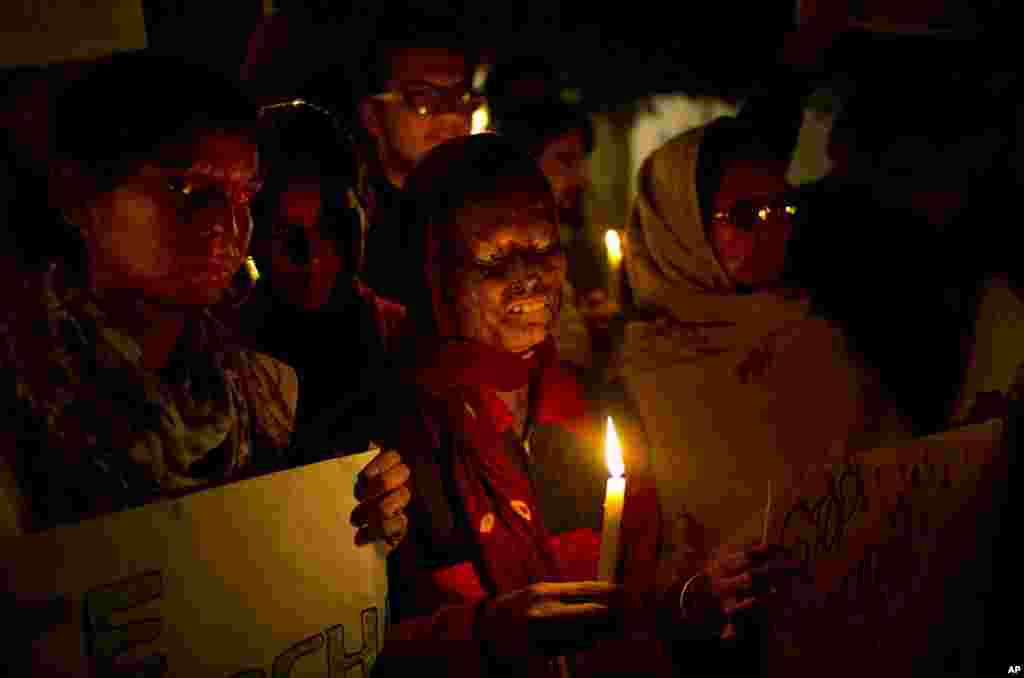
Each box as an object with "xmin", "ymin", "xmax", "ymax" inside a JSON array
[
  {"xmin": 709, "ymin": 159, "xmax": 793, "ymax": 288},
  {"xmin": 447, "ymin": 195, "xmax": 567, "ymax": 353},
  {"xmin": 362, "ymin": 48, "xmax": 473, "ymax": 186},
  {"xmin": 254, "ymin": 179, "xmax": 344, "ymax": 312},
  {"xmin": 77, "ymin": 133, "xmax": 260, "ymax": 307}
]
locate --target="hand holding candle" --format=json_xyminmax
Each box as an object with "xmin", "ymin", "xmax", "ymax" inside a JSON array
[
  {"xmin": 721, "ymin": 480, "xmax": 775, "ymax": 640},
  {"xmin": 598, "ymin": 416, "xmax": 626, "ymax": 582}
]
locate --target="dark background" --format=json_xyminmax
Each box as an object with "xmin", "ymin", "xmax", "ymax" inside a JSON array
[{"xmin": 139, "ymin": 0, "xmax": 1016, "ymax": 104}]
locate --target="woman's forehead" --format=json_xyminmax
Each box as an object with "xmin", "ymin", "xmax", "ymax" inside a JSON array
[
  {"xmin": 154, "ymin": 132, "xmax": 259, "ymax": 179},
  {"xmin": 453, "ymin": 192, "xmax": 554, "ymax": 229},
  {"xmin": 714, "ymin": 159, "xmax": 789, "ymax": 207},
  {"xmin": 453, "ymin": 207, "xmax": 556, "ymax": 244}
]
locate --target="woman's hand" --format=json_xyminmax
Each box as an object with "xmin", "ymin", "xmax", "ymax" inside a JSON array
[
  {"xmin": 683, "ymin": 543, "xmax": 800, "ymax": 637},
  {"xmin": 476, "ymin": 581, "xmax": 622, "ymax": 661},
  {"xmin": 350, "ymin": 448, "xmax": 411, "ymax": 552}
]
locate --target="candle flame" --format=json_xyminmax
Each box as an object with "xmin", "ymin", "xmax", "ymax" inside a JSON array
[
  {"xmin": 605, "ymin": 229, "xmax": 623, "ymax": 262},
  {"xmin": 244, "ymin": 256, "xmax": 260, "ymax": 282},
  {"xmin": 605, "ymin": 416, "xmax": 625, "ymax": 478}
]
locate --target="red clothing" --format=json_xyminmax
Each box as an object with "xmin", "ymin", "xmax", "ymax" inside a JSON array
[
  {"xmin": 354, "ymin": 279, "xmax": 407, "ymax": 353},
  {"xmin": 377, "ymin": 338, "xmax": 675, "ymax": 677}
]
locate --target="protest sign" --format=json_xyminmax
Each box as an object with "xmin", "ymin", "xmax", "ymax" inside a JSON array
[
  {"xmin": 2, "ymin": 450, "xmax": 388, "ymax": 677},
  {"xmin": 761, "ymin": 419, "xmax": 1006, "ymax": 676},
  {"xmin": 1, "ymin": 0, "xmax": 147, "ymax": 68}
]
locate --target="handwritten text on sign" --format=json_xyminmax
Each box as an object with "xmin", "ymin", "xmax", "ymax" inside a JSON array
[
  {"xmin": 4, "ymin": 451, "xmax": 388, "ymax": 677},
  {"xmin": 764, "ymin": 421, "xmax": 1002, "ymax": 677},
  {"xmin": 77, "ymin": 570, "xmax": 383, "ymax": 677}
]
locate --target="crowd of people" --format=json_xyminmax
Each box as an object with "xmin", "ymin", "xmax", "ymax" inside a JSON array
[{"xmin": 1, "ymin": 5, "xmax": 1019, "ymax": 677}]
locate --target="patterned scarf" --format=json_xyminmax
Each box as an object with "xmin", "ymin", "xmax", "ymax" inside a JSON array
[{"xmin": 2, "ymin": 271, "xmax": 266, "ymax": 529}]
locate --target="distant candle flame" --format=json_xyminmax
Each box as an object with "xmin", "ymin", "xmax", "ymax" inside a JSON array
[
  {"xmin": 471, "ymin": 105, "xmax": 490, "ymax": 134},
  {"xmin": 605, "ymin": 229, "xmax": 623, "ymax": 263},
  {"xmin": 605, "ymin": 416, "xmax": 625, "ymax": 478}
]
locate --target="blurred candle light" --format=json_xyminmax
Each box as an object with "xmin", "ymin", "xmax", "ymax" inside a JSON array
[
  {"xmin": 471, "ymin": 62, "xmax": 491, "ymax": 134},
  {"xmin": 244, "ymin": 256, "xmax": 260, "ymax": 282},
  {"xmin": 605, "ymin": 229, "xmax": 623, "ymax": 308},
  {"xmin": 597, "ymin": 416, "xmax": 626, "ymax": 582},
  {"xmin": 471, "ymin": 104, "xmax": 490, "ymax": 134}
]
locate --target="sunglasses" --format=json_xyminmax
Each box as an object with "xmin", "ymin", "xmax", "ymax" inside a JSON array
[
  {"xmin": 372, "ymin": 81, "xmax": 485, "ymax": 118},
  {"xmin": 711, "ymin": 196, "xmax": 799, "ymax": 232}
]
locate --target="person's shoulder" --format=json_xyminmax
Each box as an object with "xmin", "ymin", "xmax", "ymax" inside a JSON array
[
  {"xmin": 230, "ymin": 349, "xmax": 300, "ymax": 456},
  {"xmin": 355, "ymin": 279, "xmax": 408, "ymax": 351},
  {"xmin": 400, "ymin": 378, "xmax": 481, "ymax": 461},
  {"xmin": 235, "ymin": 349, "xmax": 298, "ymax": 416},
  {"xmin": 0, "ymin": 269, "xmax": 77, "ymax": 391},
  {"xmin": 249, "ymin": 348, "xmax": 296, "ymax": 373},
  {"xmin": 236, "ymin": 349, "xmax": 297, "ymax": 391}
]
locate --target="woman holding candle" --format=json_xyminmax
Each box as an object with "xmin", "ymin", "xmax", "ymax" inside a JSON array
[{"xmin": 374, "ymin": 134, "xmax": 792, "ymax": 677}]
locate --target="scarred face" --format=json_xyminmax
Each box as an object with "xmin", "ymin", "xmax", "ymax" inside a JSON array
[
  {"xmin": 254, "ymin": 180, "xmax": 344, "ymax": 312},
  {"xmin": 79, "ymin": 133, "xmax": 260, "ymax": 307},
  {"xmin": 447, "ymin": 196, "xmax": 567, "ymax": 354}
]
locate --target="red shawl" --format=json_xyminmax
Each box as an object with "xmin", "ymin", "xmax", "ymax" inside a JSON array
[{"xmin": 412, "ymin": 336, "xmax": 589, "ymax": 592}]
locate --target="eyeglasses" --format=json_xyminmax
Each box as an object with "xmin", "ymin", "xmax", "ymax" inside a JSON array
[
  {"xmin": 160, "ymin": 172, "xmax": 262, "ymax": 209},
  {"xmin": 372, "ymin": 81, "xmax": 485, "ymax": 118},
  {"xmin": 711, "ymin": 197, "xmax": 799, "ymax": 232}
]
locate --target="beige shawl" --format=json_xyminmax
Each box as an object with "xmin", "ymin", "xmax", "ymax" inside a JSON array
[
  {"xmin": 619, "ymin": 126, "xmax": 909, "ymax": 556},
  {"xmin": 952, "ymin": 275, "xmax": 1024, "ymax": 425}
]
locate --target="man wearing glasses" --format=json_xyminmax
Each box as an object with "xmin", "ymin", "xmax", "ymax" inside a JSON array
[{"xmin": 357, "ymin": 29, "xmax": 483, "ymax": 307}]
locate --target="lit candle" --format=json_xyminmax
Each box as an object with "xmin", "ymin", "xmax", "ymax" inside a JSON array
[
  {"xmin": 604, "ymin": 229, "xmax": 623, "ymax": 309},
  {"xmin": 470, "ymin": 63, "xmax": 491, "ymax": 134},
  {"xmin": 597, "ymin": 416, "xmax": 626, "ymax": 581}
]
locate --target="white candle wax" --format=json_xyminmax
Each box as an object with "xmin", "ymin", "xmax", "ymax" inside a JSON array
[
  {"xmin": 598, "ymin": 476, "xmax": 626, "ymax": 581},
  {"xmin": 597, "ymin": 416, "xmax": 626, "ymax": 582}
]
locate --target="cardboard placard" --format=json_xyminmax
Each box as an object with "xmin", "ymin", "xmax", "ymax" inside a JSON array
[
  {"xmin": 760, "ymin": 420, "xmax": 1006, "ymax": 676},
  {"xmin": 2, "ymin": 450, "xmax": 388, "ymax": 677},
  {"xmin": 1, "ymin": 0, "xmax": 147, "ymax": 68}
]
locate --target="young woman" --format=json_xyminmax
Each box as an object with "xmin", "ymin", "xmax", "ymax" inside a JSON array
[
  {"xmin": 0, "ymin": 52, "xmax": 300, "ymax": 534},
  {"xmin": 227, "ymin": 99, "xmax": 407, "ymax": 474}
]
